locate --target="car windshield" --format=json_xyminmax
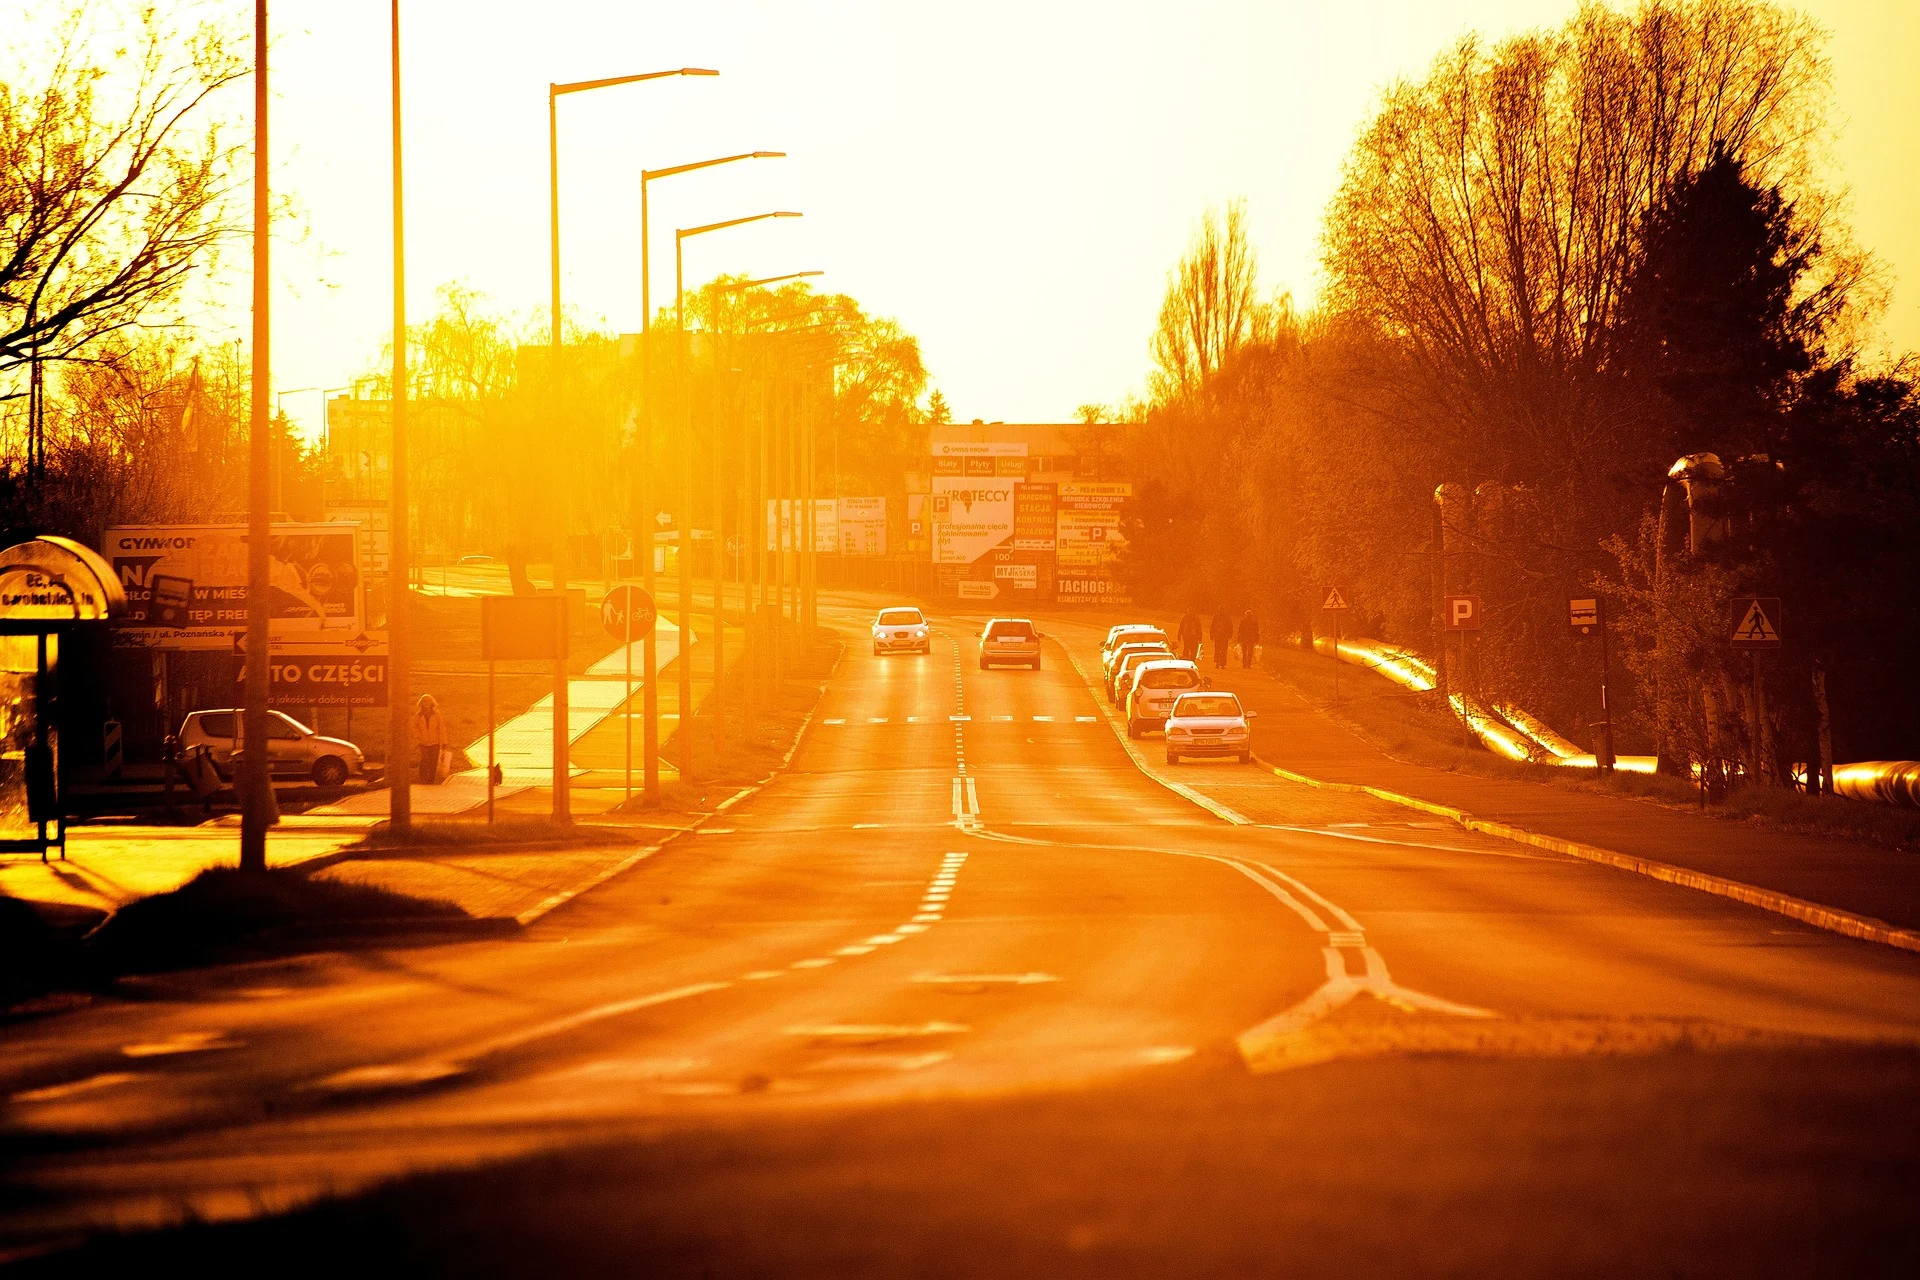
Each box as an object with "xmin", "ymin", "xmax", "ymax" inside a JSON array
[
  {"xmin": 269, "ymin": 712, "xmax": 311, "ymax": 738},
  {"xmin": 878, "ymin": 610, "xmax": 923, "ymax": 626},
  {"xmin": 1141, "ymin": 668, "xmax": 1201, "ymax": 690},
  {"xmin": 1173, "ymin": 696, "xmax": 1241, "ymax": 718},
  {"xmin": 987, "ymin": 620, "xmax": 1033, "ymax": 638},
  {"xmin": 1118, "ymin": 645, "xmax": 1169, "ymax": 664}
]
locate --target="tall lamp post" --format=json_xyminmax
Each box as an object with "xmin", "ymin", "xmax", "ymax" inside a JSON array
[
  {"xmin": 388, "ymin": 0, "xmax": 413, "ymax": 832},
  {"xmin": 675, "ymin": 211, "xmax": 801, "ymax": 780},
  {"xmin": 639, "ymin": 151, "xmax": 783, "ymax": 798},
  {"xmin": 241, "ymin": 0, "xmax": 272, "ymax": 871},
  {"xmin": 547, "ymin": 65, "xmax": 715, "ymax": 823}
]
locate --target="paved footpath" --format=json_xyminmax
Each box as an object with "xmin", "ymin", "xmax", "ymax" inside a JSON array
[{"xmin": 1035, "ymin": 608, "xmax": 1920, "ymax": 941}]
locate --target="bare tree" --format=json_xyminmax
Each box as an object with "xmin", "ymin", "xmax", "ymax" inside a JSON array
[
  {"xmin": 1149, "ymin": 201, "xmax": 1267, "ymax": 406},
  {"xmin": 1, "ymin": 5, "xmax": 245, "ymax": 384}
]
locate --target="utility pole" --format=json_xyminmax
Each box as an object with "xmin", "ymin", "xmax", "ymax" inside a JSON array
[
  {"xmin": 387, "ymin": 0, "xmax": 413, "ymax": 835},
  {"xmin": 240, "ymin": 0, "xmax": 273, "ymax": 872}
]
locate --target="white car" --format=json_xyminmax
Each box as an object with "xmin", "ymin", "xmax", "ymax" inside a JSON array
[
  {"xmin": 1107, "ymin": 643, "xmax": 1173, "ymax": 702},
  {"xmin": 1102, "ymin": 625, "xmax": 1170, "ymax": 680},
  {"xmin": 1163, "ymin": 692, "xmax": 1256, "ymax": 765},
  {"xmin": 1124, "ymin": 659, "xmax": 1204, "ymax": 737},
  {"xmin": 178, "ymin": 708, "xmax": 366, "ymax": 787},
  {"xmin": 872, "ymin": 607, "xmax": 931, "ymax": 655}
]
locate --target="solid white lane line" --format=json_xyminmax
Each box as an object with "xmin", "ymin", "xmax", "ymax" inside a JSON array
[{"xmin": 965, "ymin": 776, "xmax": 979, "ymax": 816}]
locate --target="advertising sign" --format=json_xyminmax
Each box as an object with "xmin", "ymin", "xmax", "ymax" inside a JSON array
[
  {"xmin": 932, "ymin": 476, "xmax": 1018, "ymax": 566},
  {"xmin": 764, "ymin": 499, "xmax": 841, "ymax": 552},
  {"xmin": 1012, "ymin": 483, "xmax": 1056, "ymax": 552},
  {"xmin": 233, "ymin": 630, "xmax": 389, "ymax": 708},
  {"xmin": 836, "ymin": 498, "xmax": 888, "ymax": 557},
  {"xmin": 1054, "ymin": 483, "xmax": 1131, "ymax": 603},
  {"xmin": 108, "ymin": 523, "xmax": 364, "ymax": 650}
]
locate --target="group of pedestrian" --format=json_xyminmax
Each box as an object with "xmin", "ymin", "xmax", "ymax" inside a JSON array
[{"xmin": 1175, "ymin": 607, "xmax": 1260, "ymax": 669}]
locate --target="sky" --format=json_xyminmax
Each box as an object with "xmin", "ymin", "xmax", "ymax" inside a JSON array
[{"xmin": 32, "ymin": 0, "xmax": 1920, "ymax": 438}]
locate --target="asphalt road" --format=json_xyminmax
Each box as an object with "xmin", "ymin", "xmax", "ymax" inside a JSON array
[{"xmin": 5, "ymin": 594, "xmax": 1919, "ymax": 1275}]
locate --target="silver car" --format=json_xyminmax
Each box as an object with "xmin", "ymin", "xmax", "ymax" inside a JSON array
[
  {"xmin": 978, "ymin": 617, "xmax": 1043, "ymax": 670},
  {"xmin": 1163, "ymin": 692, "xmax": 1255, "ymax": 764},
  {"xmin": 178, "ymin": 709, "xmax": 365, "ymax": 787}
]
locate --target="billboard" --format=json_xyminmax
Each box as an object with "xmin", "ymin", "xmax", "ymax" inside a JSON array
[
  {"xmin": 236, "ymin": 633, "xmax": 390, "ymax": 708},
  {"xmin": 765, "ymin": 499, "xmax": 840, "ymax": 552},
  {"xmin": 836, "ymin": 498, "xmax": 887, "ymax": 556},
  {"xmin": 108, "ymin": 523, "xmax": 365, "ymax": 650},
  {"xmin": 1055, "ymin": 483, "xmax": 1131, "ymax": 604},
  {"xmin": 931, "ymin": 476, "xmax": 1018, "ymax": 566}
]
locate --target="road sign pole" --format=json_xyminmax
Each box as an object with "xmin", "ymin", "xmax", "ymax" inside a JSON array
[
  {"xmin": 624, "ymin": 601, "xmax": 632, "ymax": 803},
  {"xmin": 1598, "ymin": 617, "xmax": 1614, "ymax": 774},
  {"xmin": 487, "ymin": 659, "xmax": 495, "ymax": 825},
  {"xmin": 1332, "ymin": 612, "xmax": 1339, "ymax": 708},
  {"xmin": 1752, "ymin": 651, "xmax": 1765, "ymax": 786}
]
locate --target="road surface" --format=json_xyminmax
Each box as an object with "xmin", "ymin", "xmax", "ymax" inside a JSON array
[{"xmin": 5, "ymin": 594, "xmax": 1917, "ymax": 1274}]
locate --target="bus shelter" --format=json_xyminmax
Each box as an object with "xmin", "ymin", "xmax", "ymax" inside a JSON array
[{"xmin": 0, "ymin": 536, "xmax": 126, "ymax": 859}]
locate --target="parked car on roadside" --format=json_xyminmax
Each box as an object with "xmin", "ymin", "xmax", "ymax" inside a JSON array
[
  {"xmin": 1107, "ymin": 642, "xmax": 1174, "ymax": 701},
  {"xmin": 1124, "ymin": 659, "xmax": 1205, "ymax": 737},
  {"xmin": 1162, "ymin": 692, "xmax": 1256, "ymax": 765},
  {"xmin": 978, "ymin": 617, "xmax": 1043, "ymax": 670},
  {"xmin": 872, "ymin": 607, "xmax": 931, "ymax": 655},
  {"xmin": 1102, "ymin": 625, "xmax": 1170, "ymax": 680},
  {"xmin": 178, "ymin": 709, "xmax": 365, "ymax": 787}
]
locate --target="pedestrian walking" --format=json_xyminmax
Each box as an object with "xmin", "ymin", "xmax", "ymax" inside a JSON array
[
  {"xmin": 412, "ymin": 693, "xmax": 447, "ymax": 786},
  {"xmin": 1237, "ymin": 607, "xmax": 1260, "ymax": 669},
  {"xmin": 1177, "ymin": 611, "xmax": 1203, "ymax": 664},
  {"xmin": 1209, "ymin": 608, "xmax": 1234, "ymax": 669}
]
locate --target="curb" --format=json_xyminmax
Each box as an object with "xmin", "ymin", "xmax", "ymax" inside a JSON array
[
  {"xmin": 1252, "ymin": 753, "xmax": 1920, "ymax": 956},
  {"xmin": 516, "ymin": 638, "xmax": 845, "ymax": 925},
  {"xmin": 1055, "ymin": 632, "xmax": 1252, "ymax": 827}
]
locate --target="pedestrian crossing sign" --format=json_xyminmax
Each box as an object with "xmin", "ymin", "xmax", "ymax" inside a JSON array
[
  {"xmin": 1729, "ymin": 596, "xmax": 1782, "ymax": 648},
  {"xmin": 1322, "ymin": 586, "xmax": 1350, "ymax": 612}
]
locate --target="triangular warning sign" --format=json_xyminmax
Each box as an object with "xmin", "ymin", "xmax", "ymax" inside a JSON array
[
  {"xmin": 1734, "ymin": 600, "xmax": 1779, "ymax": 644},
  {"xmin": 1322, "ymin": 586, "xmax": 1349, "ymax": 611}
]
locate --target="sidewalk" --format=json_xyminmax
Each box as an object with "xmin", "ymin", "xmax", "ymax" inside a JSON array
[
  {"xmin": 1040, "ymin": 609, "xmax": 1920, "ymax": 943},
  {"xmin": 0, "ymin": 822, "xmax": 358, "ymax": 923}
]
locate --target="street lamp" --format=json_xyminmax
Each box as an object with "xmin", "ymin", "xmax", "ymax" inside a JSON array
[
  {"xmin": 547, "ymin": 65, "xmax": 715, "ymax": 823},
  {"xmin": 636, "ymin": 149, "xmax": 783, "ymax": 803},
  {"xmin": 675, "ymin": 211, "xmax": 801, "ymax": 779}
]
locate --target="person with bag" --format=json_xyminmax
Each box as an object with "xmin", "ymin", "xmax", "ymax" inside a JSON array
[
  {"xmin": 412, "ymin": 693, "xmax": 448, "ymax": 786},
  {"xmin": 1209, "ymin": 608, "xmax": 1235, "ymax": 669},
  {"xmin": 1237, "ymin": 607, "xmax": 1260, "ymax": 669}
]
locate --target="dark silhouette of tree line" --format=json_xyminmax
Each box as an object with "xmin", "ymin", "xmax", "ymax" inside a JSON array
[{"xmin": 1119, "ymin": 0, "xmax": 1919, "ymax": 779}]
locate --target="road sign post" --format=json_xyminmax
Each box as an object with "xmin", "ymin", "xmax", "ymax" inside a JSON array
[
  {"xmin": 1730, "ymin": 597, "xmax": 1782, "ymax": 785},
  {"xmin": 1442, "ymin": 595, "xmax": 1482, "ymax": 750},
  {"xmin": 602, "ymin": 585, "xmax": 657, "ymax": 805},
  {"xmin": 1569, "ymin": 596, "xmax": 1614, "ymax": 772},
  {"xmin": 1321, "ymin": 586, "xmax": 1349, "ymax": 706},
  {"xmin": 482, "ymin": 595, "xmax": 570, "ymax": 819}
]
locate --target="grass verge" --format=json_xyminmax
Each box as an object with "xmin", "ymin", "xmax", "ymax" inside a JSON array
[
  {"xmin": 84, "ymin": 868, "xmax": 494, "ymax": 979},
  {"xmin": 1265, "ymin": 640, "xmax": 1920, "ymax": 851}
]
